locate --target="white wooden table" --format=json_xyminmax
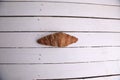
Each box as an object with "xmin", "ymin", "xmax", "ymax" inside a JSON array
[{"xmin": 0, "ymin": 0, "xmax": 120, "ymax": 80}]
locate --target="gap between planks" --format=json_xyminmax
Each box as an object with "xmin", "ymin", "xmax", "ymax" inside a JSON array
[
  {"xmin": 0, "ymin": 16, "xmax": 120, "ymax": 20},
  {"xmin": 36, "ymin": 73, "xmax": 120, "ymax": 80},
  {"xmin": 0, "ymin": 59, "xmax": 120, "ymax": 65},
  {"xmin": 0, "ymin": 31, "xmax": 120, "ymax": 33},
  {"xmin": 0, "ymin": 45, "xmax": 120, "ymax": 49},
  {"xmin": 0, "ymin": 1, "xmax": 120, "ymax": 7}
]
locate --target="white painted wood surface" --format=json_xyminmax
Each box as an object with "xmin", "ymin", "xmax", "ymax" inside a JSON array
[
  {"xmin": 0, "ymin": 0, "xmax": 120, "ymax": 80},
  {"xmin": 0, "ymin": 33, "xmax": 120, "ymax": 47},
  {"xmin": 0, "ymin": 48, "xmax": 120, "ymax": 63},
  {"xmin": 0, "ymin": 2, "xmax": 120, "ymax": 19},
  {"xmin": 0, "ymin": 61, "xmax": 119, "ymax": 80},
  {"xmin": 0, "ymin": 0, "xmax": 120, "ymax": 6},
  {"xmin": 0, "ymin": 17, "xmax": 120, "ymax": 31}
]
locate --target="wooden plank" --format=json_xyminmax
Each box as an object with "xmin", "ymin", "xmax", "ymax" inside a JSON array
[
  {"xmin": 0, "ymin": 33, "xmax": 120, "ymax": 47},
  {"xmin": 0, "ymin": 61, "xmax": 119, "ymax": 80},
  {"xmin": 0, "ymin": 62, "xmax": 112, "ymax": 80},
  {"xmin": 0, "ymin": 2, "xmax": 120, "ymax": 18},
  {"xmin": 0, "ymin": 0, "xmax": 119, "ymax": 6},
  {"xmin": 0, "ymin": 48, "xmax": 120, "ymax": 63},
  {"xmin": 0, "ymin": 17, "xmax": 120, "ymax": 32},
  {"xmin": 104, "ymin": 61, "xmax": 120, "ymax": 74}
]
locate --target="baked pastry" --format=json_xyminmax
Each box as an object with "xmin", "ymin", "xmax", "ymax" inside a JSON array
[{"xmin": 37, "ymin": 32, "xmax": 78, "ymax": 47}]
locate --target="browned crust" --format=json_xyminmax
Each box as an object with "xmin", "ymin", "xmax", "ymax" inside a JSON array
[{"xmin": 37, "ymin": 32, "xmax": 78, "ymax": 47}]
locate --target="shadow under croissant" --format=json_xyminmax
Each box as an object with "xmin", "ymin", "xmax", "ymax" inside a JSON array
[{"xmin": 37, "ymin": 32, "xmax": 78, "ymax": 47}]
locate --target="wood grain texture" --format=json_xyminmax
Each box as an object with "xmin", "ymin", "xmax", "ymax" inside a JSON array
[
  {"xmin": 0, "ymin": 48, "xmax": 120, "ymax": 63},
  {"xmin": 0, "ymin": 2, "xmax": 120, "ymax": 18},
  {"xmin": 0, "ymin": 17, "xmax": 120, "ymax": 32},
  {"xmin": 0, "ymin": 61, "xmax": 119, "ymax": 80}
]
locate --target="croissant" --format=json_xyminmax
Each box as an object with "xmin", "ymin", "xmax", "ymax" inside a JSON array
[{"xmin": 37, "ymin": 32, "xmax": 78, "ymax": 47}]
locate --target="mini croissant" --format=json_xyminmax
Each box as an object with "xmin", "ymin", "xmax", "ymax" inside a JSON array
[{"xmin": 37, "ymin": 32, "xmax": 78, "ymax": 47}]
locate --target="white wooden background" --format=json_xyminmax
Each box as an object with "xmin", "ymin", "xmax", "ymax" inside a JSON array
[{"xmin": 0, "ymin": 0, "xmax": 120, "ymax": 80}]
